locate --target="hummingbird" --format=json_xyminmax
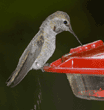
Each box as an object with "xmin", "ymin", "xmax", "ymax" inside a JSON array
[{"xmin": 6, "ymin": 11, "xmax": 82, "ymax": 87}]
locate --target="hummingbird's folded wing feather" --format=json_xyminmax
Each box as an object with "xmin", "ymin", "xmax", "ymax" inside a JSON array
[{"xmin": 6, "ymin": 35, "xmax": 44, "ymax": 87}]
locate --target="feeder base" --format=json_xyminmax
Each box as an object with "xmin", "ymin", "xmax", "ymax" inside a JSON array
[{"xmin": 67, "ymin": 74, "xmax": 104, "ymax": 101}]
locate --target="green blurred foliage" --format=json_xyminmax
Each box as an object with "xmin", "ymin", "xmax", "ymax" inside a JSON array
[{"xmin": 0, "ymin": 0, "xmax": 104, "ymax": 110}]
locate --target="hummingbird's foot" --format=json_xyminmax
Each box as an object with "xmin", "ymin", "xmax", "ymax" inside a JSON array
[
  {"xmin": 41, "ymin": 67, "xmax": 45, "ymax": 72},
  {"xmin": 44, "ymin": 63, "xmax": 50, "ymax": 66},
  {"xmin": 41, "ymin": 63, "xmax": 50, "ymax": 72}
]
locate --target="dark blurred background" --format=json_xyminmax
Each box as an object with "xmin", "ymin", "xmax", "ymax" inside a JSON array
[{"xmin": 1, "ymin": 0, "xmax": 104, "ymax": 110}]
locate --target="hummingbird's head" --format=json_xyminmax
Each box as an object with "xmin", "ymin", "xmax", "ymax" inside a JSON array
[
  {"xmin": 40, "ymin": 11, "xmax": 82, "ymax": 46},
  {"xmin": 49, "ymin": 11, "xmax": 71, "ymax": 33}
]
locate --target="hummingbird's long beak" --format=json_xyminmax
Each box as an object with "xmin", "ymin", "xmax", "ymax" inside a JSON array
[{"xmin": 68, "ymin": 25, "xmax": 83, "ymax": 46}]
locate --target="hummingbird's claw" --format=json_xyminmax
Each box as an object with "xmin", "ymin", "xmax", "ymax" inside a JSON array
[{"xmin": 41, "ymin": 63, "xmax": 50, "ymax": 72}]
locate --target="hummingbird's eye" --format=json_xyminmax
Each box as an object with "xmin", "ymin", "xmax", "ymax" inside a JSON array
[{"xmin": 64, "ymin": 20, "xmax": 67, "ymax": 24}]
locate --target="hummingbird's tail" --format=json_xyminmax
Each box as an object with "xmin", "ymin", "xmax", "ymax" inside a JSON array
[
  {"xmin": 6, "ymin": 65, "xmax": 30, "ymax": 88},
  {"xmin": 6, "ymin": 50, "xmax": 32, "ymax": 87},
  {"xmin": 6, "ymin": 69, "xmax": 18, "ymax": 87}
]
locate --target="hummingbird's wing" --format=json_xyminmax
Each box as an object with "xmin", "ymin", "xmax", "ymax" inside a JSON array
[{"xmin": 6, "ymin": 35, "xmax": 44, "ymax": 87}]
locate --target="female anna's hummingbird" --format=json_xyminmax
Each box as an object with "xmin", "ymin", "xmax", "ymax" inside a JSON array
[{"xmin": 6, "ymin": 11, "xmax": 82, "ymax": 87}]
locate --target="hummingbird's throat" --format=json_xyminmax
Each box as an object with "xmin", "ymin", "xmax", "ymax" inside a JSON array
[{"xmin": 53, "ymin": 26, "xmax": 56, "ymax": 31}]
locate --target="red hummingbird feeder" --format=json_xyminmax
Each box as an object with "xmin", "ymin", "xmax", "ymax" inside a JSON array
[{"xmin": 43, "ymin": 40, "xmax": 104, "ymax": 100}]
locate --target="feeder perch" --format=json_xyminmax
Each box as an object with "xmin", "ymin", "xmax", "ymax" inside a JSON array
[{"xmin": 43, "ymin": 40, "xmax": 104, "ymax": 100}]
